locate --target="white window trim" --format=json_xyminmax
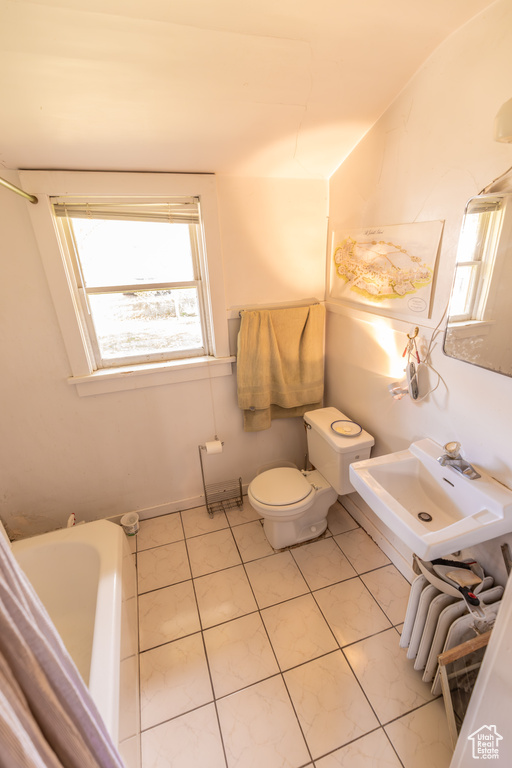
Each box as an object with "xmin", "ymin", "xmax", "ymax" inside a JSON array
[
  {"xmin": 449, "ymin": 195, "xmax": 504, "ymax": 324},
  {"xmin": 20, "ymin": 171, "xmax": 233, "ymax": 396}
]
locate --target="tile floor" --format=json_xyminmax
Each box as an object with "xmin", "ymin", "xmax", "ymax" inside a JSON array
[{"xmin": 134, "ymin": 499, "xmax": 453, "ymax": 768}]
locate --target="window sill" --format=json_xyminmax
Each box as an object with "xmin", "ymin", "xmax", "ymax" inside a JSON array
[
  {"xmin": 68, "ymin": 355, "xmax": 236, "ymax": 397},
  {"xmin": 446, "ymin": 320, "xmax": 494, "ymax": 340}
]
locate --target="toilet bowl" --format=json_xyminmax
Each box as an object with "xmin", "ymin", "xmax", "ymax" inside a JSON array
[
  {"xmin": 248, "ymin": 467, "xmax": 337, "ymax": 549},
  {"xmin": 247, "ymin": 406, "xmax": 374, "ymax": 549}
]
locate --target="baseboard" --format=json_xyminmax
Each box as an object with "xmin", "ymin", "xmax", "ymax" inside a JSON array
[{"xmin": 107, "ymin": 483, "xmax": 251, "ymax": 524}]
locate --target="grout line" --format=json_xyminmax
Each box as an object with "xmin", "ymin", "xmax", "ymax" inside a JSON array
[
  {"xmin": 230, "ymin": 528, "xmax": 315, "ymax": 765},
  {"xmin": 383, "ymin": 727, "xmax": 407, "ymax": 768},
  {"xmin": 136, "ymin": 504, "xmax": 439, "ymax": 768},
  {"xmin": 311, "ymin": 726, "xmax": 385, "ymax": 764},
  {"xmin": 339, "ymin": 645, "xmax": 384, "ymax": 727},
  {"xmin": 133, "ymin": 535, "xmax": 143, "ymax": 768},
  {"xmin": 339, "ymin": 624, "xmax": 397, "ymax": 651},
  {"xmin": 279, "ymin": 669, "xmax": 315, "ymax": 765},
  {"xmin": 381, "ymin": 695, "xmax": 444, "ymax": 729},
  {"xmin": 177, "ymin": 516, "xmax": 230, "ymax": 766},
  {"xmin": 357, "ymin": 572, "xmax": 399, "ymax": 628}
]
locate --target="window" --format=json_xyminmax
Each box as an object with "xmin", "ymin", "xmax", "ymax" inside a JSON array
[
  {"xmin": 449, "ymin": 196, "xmax": 504, "ymax": 323},
  {"xmin": 53, "ymin": 198, "xmax": 211, "ymax": 368},
  {"xmin": 21, "ymin": 172, "xmax": 231, "ymax": 395}
]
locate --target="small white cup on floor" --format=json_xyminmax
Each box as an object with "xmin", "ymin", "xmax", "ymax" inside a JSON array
[{"xmin": 120, "ymin": 512, "xmax": 139, "ymax": 536}]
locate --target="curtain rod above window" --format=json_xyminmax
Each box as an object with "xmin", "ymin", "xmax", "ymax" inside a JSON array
[{"xmin": 0, "ymin": 175, "xmax": 38, "ymax": 204}]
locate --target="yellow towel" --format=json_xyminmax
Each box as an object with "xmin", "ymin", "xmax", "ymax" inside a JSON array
[{"xmin": 237, "ymin": 304, "xmax": 325, "ymax": 431}]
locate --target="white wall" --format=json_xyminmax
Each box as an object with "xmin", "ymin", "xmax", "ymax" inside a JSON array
[
  {"xmin": 0, "ymin": 172, "xmax": 327, "ymax": 538},
  {"xmin": 325, "ymin": 0, "xmax": 512, "ymax": 584}
]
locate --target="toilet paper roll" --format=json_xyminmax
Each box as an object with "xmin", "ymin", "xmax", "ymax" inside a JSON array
[{"xmin": 204, "ymin": 440, "xmax": 223, "ymax": 454}]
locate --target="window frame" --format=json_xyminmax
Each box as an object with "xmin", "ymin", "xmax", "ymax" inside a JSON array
[
  {"xmin": 21, "ymin": 171, "xmax": 232, "ymax": 395},
  {"xmin": 56, "ymin": 205, "xmax": 210, "ymax": 368},
  {"xmin": 449, "ymin": 196, "xmax": 504, "ymax": 324}
]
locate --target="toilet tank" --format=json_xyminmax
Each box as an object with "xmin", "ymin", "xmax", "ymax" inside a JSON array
[{"xmin": 304, "ymin": 406, "xmax": 374, "ymax": 495}]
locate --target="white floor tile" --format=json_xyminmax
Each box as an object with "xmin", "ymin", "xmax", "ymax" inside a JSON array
[
  {"xmin": 231, "ymin": 520, "xmax": 274, "ymax": 562},
  {"xmin": 291, "ymin": 537, "xmax": 357, "ymax": 590},
  {"xmin": 226, "ymin": 497, "xmax": 262, "ymax": 527},
  {"xmin": 139, "ymin": 633, "xmax": 213, "ymax": 729},
  {"xmin": 141, "ymin": 703, "xmax": 226, "ymax": 768},
  {"xmin": 119, "ymin": 734, "xmax": 141, "ymax": 768},
  {"xmin": 343, "ymin": 628, "xmax": 434, "ymax": 724},
  {"xmin": 326, "ymin": 503, "xmax": 359, "ymax": 536},
  {"xmin": 138, "ymin": 580, "xmax": 200, "ymax": 651},
  {"xmin": 180, "ymin": 505, "xmax": 229, "ymax": 538},
  {"xmin": 187, "ymin": 528, "xmax": 241, "ymax": 577},
  {"xmin": 194, "ymin": 565, "xmax": 258, "ymax": 629},
  {"xmin": 244, "ymin": 551, "xmax": 309, "ymax": 609},
  {"xmin": 284, "ymin": 650, "xmax": 378, "ymax": 759},
  {"xmin": 135, "ymin": 509, "xmax": 449, "ymax": 768},
  {"xmin": 137, "ymin": 540, "xmax": 191, "ymax": 594},
  {"xmin": 313, "ymin": 577, "xmax": 391, "ymax": 647},
  {"xmin": 204, "ymin": 612, "xmax": 279, "ymax": 698},
  {"xmin": 315, "ymin": 729, "xmax": 402, "ymax": 768},
  {"xmin": 216, "ymin": 675, "xmax": 310, "ymax": 768},
  {"xmin": 361, "ymin": 565, "xmax": 411, "ymax": 625},
  {"xmin": 261, "ymin": 593, "xmax": 338, "ymax": 670},
  {"xmin": 384, "ymin": 699, "xmax": 453, "ymax": 768},
  {"xmin": 119, "ymin": 654, "xmax": 140, "ymax": 742},
  {"xmin": 334, "ymin": 529, "xmax": 390, "ymax": 573},
  {"xmin": 137, "ymin": 513, "xmax": 184, "ymax": 552}
]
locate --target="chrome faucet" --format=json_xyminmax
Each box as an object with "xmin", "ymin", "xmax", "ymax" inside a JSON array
[{"xmin": 437, "ymin": 441, "xmax": 481, "ymax": 480}]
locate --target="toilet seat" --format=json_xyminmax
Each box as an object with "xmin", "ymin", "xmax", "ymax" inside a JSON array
[
  {"xmin": 250, "ymin": 467, "xmax": 313, "ymax": 507},
  {"xmin": 248, "ymin": 465, "xmax": 337, "ymax": 547}
]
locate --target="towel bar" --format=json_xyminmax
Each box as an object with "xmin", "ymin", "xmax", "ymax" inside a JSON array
[{"xmin": 237, "ymin": 299, "xmax": 320, "ymax": 317}]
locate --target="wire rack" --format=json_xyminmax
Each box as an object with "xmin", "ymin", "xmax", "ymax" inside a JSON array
[{"xmin": 198, "ymin": 443, "xmax": 243, "ymax": 518}]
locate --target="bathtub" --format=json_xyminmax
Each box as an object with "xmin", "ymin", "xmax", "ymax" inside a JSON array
[{"xmin": 11, "ymin": 520, "xmax": 139, "ymax": 763}]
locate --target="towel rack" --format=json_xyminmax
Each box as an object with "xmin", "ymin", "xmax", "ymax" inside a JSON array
[{"xmin": 236, "ymin": 299, "xmax": 320, "ymax": 318}]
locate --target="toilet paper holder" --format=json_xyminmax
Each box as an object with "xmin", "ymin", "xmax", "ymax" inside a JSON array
[{"xmin": 198, "ymin": 437, "xmax": 243, "ymax": 518}]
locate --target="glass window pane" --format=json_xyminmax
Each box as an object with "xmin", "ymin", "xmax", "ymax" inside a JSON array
[
  {"xmin": 71, "ymin": 218, "xmax": 195, "ymax": 287},
  {"xmin": 450, "ymin": 265, "xmax": 479, "ymax": 318},
  {"xmin": 457, "ymin": 205, "xmax": 501, "ymax": 265},
  {"xmin": 88, "ymin": 288, "xmax": 204, "ymax": 360},
  {"xmin": 457, "ymin": 213, "xmax": 481, "ymax": 263}
]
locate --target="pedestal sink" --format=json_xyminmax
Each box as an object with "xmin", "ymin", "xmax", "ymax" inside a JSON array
[{"xmin": 349, "ymin": 438, "xmax": 512, "ymax": 559}]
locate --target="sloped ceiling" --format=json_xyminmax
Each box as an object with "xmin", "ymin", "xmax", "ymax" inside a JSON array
[{"xmin": 0, "ymin": 0, "xmax": 496, "ymax": 178}]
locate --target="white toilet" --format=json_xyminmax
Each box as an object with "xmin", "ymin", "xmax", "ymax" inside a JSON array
[{"xmin": 248, "ymin": 406, "xmax": 374, "ymax": 549}]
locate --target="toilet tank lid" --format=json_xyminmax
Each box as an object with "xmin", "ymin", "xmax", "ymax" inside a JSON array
[
  {"xmin": 250, "ymin": 468, "xmax": 313, "ymax": 506},
  {"xmin": 304, "ymin": 407, "xmax": 374, "ymax": 453}
]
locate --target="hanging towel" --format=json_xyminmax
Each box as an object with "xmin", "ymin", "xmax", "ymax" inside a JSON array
[
  {"xmin": 0, "ymin": 532, "xmax": 124, "ymax": 768},
  {"xmin": 237, "ymin": 304, "xmax": 325, "ymax": 431}
]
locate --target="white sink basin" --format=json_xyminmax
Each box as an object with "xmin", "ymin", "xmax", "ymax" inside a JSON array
[{"xmin": 349, "ymin": 438, "xmax": 512, "ymax": 559}]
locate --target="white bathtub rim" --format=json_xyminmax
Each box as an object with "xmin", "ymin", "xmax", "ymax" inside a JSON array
[{"xmin": 12, "ymin": 520, "xmax": 124, "ymax": 744}]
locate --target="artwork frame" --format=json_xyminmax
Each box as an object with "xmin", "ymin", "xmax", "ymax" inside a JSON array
[{"xmin": 329, "ymin": 220, "xmax": 444, "ymax": 319}]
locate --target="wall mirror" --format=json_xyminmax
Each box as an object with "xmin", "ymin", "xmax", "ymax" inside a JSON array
[{"xmin": 443, "ymin": 193, "xmax": 512, "ymax": 377}]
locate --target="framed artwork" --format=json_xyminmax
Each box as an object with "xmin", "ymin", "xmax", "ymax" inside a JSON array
[{"xmin": 329, "ymin": 220, "xmax": 444, "ymax": 319}]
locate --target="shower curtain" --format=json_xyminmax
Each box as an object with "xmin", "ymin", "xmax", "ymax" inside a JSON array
[{"xmin": 0, "ymin": 532, "xmax": 124, "ymax": 768}]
